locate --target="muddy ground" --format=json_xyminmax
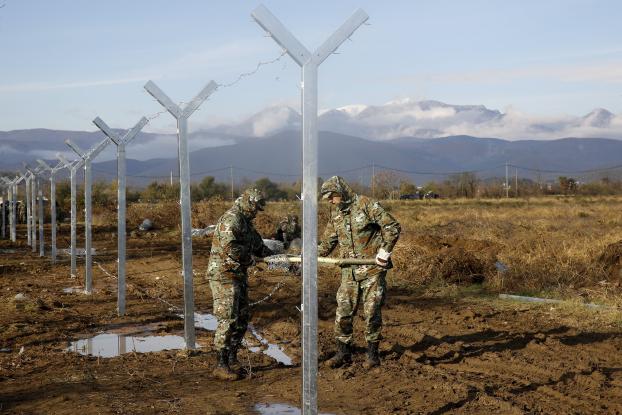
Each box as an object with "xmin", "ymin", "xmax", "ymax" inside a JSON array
[{"xmin": 1, "ymin": 224, "xmax": 622, "ymax": 414}]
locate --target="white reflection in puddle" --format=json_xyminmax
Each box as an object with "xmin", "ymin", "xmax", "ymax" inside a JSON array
[
  {"xmin": 254, "ymin": 403, "xmax": 334, "ymax": 415},
  {"xmin": 63, "ymin": 287, "xmax": 85, "ymax": 294},
  {"xmin": 67, "ymin": 333, "xmax": 186, "ymax": 357},
  {"xmin": 194, "ymin": 312, "xmax": 218, "ymax": 331},
  {"xmin": 192, "ymin": 313, "xmax": 293, "ymax": 366},
  {"xmin": 248, "ymin": 326, "xmax": 292, "ymax": 366}
]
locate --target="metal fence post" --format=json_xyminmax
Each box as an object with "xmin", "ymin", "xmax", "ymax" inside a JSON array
[
  {"xmin": 32, "ymin": 175, "xmax": 37, "ymax": 252},
  {"xmin": 58, "ymin": 154, "xmax": 84, "ymax": 280},
  {"xmin": 66, "ymin": 138, "xmax": 111, "ymax": 294},
  {"xmin": 25, "ymin": 173, "xmax": 31, "ymax": 246},
  {"xmin": 24, "ymin": 166, "xmax": 40, "ymax": 252},
  {"xmin": 144, "ymin": 80, "xmax": 218, "ymax": 349},
  {"xmin": 93, "ymin": 116, "xmax": 148, "ymax": 316},
  {"xmin": 38, "ymin": 181, "xmax": 44, "ymax": 256},
  {"xmin": 1, "ymin": 183, "xmax": 6, "ymax": 239},
  {"xmin": 38, "ymin": 159, "xmax": 66, "ymax": 263},
  {"xmin": 252, "ymin": 6, "xmax": 368, "ymax": 414},
  {"xmin": 11, "ymin": 176, "xmax": 22, "ymax": 243}
]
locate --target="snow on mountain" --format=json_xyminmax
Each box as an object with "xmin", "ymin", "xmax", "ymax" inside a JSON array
[{"xmin": 203, "ymin": 99, "xmax": 622, "ymax": 141}]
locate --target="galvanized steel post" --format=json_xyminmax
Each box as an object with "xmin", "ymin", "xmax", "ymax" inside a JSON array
[
  {"xmin": 25, "ymin": 173, "xmax": 31, "ymax": 246},
  {"xmin": 24, "ymin": 166, "xmax": 40, "ymax": 252},
  {"xmin": 1, "ymin": 183, "xmax": 6, "ymax": 239},
  {"xmin": 59, "ymin": 153, "xmax": 83, "ymax": 279},
  {"xmin": 11, "ymin": 175, "xmax": 22, "ymax": 243},
  {"xmin": 251, "ymin": 6, "xmax": 368, "ymax": 414},
  {"xmin": 38, "ymin": 159, "xmax": 65, "ymax": 263},
  {"xmin": 66, "ymin": 138, "xmax": 111, "ymax": 294},
  {"xmin": 144, "ymin": 80, "xmax": 218, "ymax": 349},
  {"xmin": 38, "ymin": 180, "xmax": 44, "ymax": 256},
  {"xmin": 32, "ymin": 175, "xmax": 37, "ymax": 252},
  {"xmin": 93, "ymin": 116, "xmax": 148, "ymax": 316}
]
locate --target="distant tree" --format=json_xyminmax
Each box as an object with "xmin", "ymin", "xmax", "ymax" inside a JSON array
[
  {"xmin": 141, "ymin": 181, "xmax": 179, "ymax": 202},
  {"xmin": 191, "ymin": 176, "xmax": 228, "ymax": 201},
  {"xmin": 374, "ymin": 170, "xmax": 403, "ymax": 199},
  {"xmin": 444, "ymin": 172, "xmax": 478, "ymax": 198},
  {"xmin": 254, "ymin": 177, "xmax": 287, "ymax": 200},
  {"xmin": 558, "ymin": 176, "xmax": 577, "ymax": 194},
  {"xmin": 399, "ymin": 180, "xmax": 417, "ymax": 196},
  {"xmin": 92, "ymin": 180, "xmax": 116, "ymax": 208}
]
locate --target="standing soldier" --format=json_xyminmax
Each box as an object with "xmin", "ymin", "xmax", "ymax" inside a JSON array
[
  {"xmin": 207, "ymin": 188, "xmax": 273, "ymax": 380},
  {"xmin": 318, "ymin": 176, "xmax": 401, "ymax": 369}
]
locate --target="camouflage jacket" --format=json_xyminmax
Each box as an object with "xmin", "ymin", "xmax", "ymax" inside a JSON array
[
  {"xmin": 273, "ymin": 215, "xmax": 301, "ymax": 247},
  {"xmin": 207, "ymin": 204, "xmax": 271, "ymax": 281},
  {"xmin": 318, "ymin": 194, "xmax": 401, "ymax": 269}
]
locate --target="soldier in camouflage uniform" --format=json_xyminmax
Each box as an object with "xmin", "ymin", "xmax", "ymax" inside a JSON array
[
  {"xmin": 207, "ymin": 188, "xmax": 273, "ymax": 380},
  {"xmin": 273, "ymin": 214, "xmax": 301, "ymax": 250},
  {"xmin": 318, "ymin": 176, "xmax": 401, "ymax": 369}
]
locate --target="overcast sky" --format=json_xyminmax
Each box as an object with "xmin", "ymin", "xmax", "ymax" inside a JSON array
[{"xmin": 1, "ymin": 0, "xmax": 621, "ymax": 133}]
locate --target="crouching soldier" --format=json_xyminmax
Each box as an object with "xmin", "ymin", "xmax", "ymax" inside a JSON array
[
  {"xmin": 273, "ymin": 214, "xmax": 301, "ymax": 250},
  {"xmin": 207, "ymin": 188, "xmax": 273, "ymax": 380},
  {"xmin": 318, "ymin": 176, "xmax": 401, "ymax": 369}
]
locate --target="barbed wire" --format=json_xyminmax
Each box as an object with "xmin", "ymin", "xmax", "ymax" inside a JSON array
[
  {"xmin": 81, "ymin": 161, "xmax": 622, "ymax": 184},
  {"xmin": 94, "ymin": 259, "xmax": 182, "ymax": 311},
  {"xmin": 216, "ymin": 50, "xmax": 288, "ymax": 89},
  {"xmin": 142, "ymin": 49, "xmax": 289, "ymax": 124},
  {"xmin": 93, "ymin": 258, "xmax": 288, "ymax": 309}
]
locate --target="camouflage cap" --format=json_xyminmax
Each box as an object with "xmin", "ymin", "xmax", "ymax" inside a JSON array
[
  {"xmin": 237, "ymin": 188, "xmax": 267, "ymax": 213},
  {"xmin": 320, "ymin": 176, "xmax": 354, "ymax": 200}
]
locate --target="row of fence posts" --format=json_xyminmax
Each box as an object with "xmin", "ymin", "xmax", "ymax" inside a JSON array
[{"xmin": 0, "ymin": 5, "xmax": 367, "ymax": 414}]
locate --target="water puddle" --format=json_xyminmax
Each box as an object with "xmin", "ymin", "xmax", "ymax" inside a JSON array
[
  {"xmin": 254, "ymin": 403, "xmax": 334, "ymax": 415},
  {"xmin": 248, "ymin": 326, "xmax": 293, "ymax": 366},
  {"xmin": 67, "ymin": 333, "xmax": 187, "ymax": 357},
  {"xmin": 193, "ymin": 312, "xmax": 293, "ymax": 366},
  {"xmin": 60, "ymin": 248, "xmax": 97, "ymax": 256},
  {"xmin": 194, "ymin": 312, "xmax": 218, "ymax": 331},
  {"xmin": 63, "ymin": 286, "xmax": 86, "ymax": 294}
]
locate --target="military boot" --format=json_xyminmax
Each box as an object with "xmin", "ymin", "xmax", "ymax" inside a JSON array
[
  {"xmin": 228, "ymin": 347, "xmax": 239, "ymax": 366},
  {"xmin": 363, "ymin": 341, "xmax": 380, "ymax": 369},
  {"xmin": 327, "ymin": 341, "xmax": 352, "ymax": 368},
  {"xmin": 212, "ymin": 350, "xmax": 240, "ymax": 381}
]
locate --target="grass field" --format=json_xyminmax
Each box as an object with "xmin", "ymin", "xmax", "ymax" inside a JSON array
[{"xmin": 1, "ymin": 195, "xmax": 621, "ymax": 414}]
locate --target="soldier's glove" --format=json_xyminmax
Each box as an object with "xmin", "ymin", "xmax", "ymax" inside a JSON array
[{"xmin": 375, "ymin": 248, "xmax": 391, "ymax": 268}]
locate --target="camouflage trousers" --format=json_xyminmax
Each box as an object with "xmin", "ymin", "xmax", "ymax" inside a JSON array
[
  {"xmin": 209, "ymin": 276, "xmax": 250, "ymax": 352},
  {"xmin": 335, "ymin": 268, "xmax": 387, "ymax": 344}
]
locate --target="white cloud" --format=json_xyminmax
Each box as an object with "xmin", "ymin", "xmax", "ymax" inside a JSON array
[{"xmin": 252, "ymin": 106, "xmax": 296, "ymax": 137}]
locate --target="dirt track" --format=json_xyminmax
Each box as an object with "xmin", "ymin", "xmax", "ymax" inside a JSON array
[{"xmin": 1, "ymin": 224, "xmax": 622, "ymax": 414}]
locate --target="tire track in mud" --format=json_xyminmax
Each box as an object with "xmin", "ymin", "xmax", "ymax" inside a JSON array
[{"xmin": 423, "ymin": 333, "xmax": 622, "ymax": 414}]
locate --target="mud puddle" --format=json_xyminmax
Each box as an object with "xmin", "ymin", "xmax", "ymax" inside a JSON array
[
  {"xmin": 254, "ymin": 403, "xmax": 334, "ymax": 415},
  {"xmin": 62, "ymin": 286, "xmax": 86, "ymax": 294},
  {"xmin": 248, "ymin": 326, "xmax": 293, "ymax": 366},
  {"xmin": 193, "ymin": 312, "xmax": 293, "ymax": 366},
  {"xmin": 67, "ymin": 333, "xmax": 188, "ymax": 357},
  {"xmin": 60, "ymin": 248, "xmax": 97, "ymax": 256}
]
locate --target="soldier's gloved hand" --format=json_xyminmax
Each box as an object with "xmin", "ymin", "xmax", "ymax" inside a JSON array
[{"xmin": 375, "ymin": 248, "xmax": 391, "ymax": 268}]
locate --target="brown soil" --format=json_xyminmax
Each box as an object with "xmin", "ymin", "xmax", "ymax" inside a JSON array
[{"xmin": 1, "ymin": 224, "xmax": 622, "ymax": 414}]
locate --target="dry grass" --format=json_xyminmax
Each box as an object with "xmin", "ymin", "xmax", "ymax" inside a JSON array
[{"xmin": 96, "ymin": 195, "xmax": 622, "ymax": 305}]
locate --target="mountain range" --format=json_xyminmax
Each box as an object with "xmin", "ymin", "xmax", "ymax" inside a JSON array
[{"xmin": 1, "ymin": 99, "xmax": 621, "ymax": 185}]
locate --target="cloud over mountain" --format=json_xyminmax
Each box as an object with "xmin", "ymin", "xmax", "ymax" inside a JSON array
[{"xmin": 210, "ymin": 99, "xmax": 622, "ymax": 141}]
